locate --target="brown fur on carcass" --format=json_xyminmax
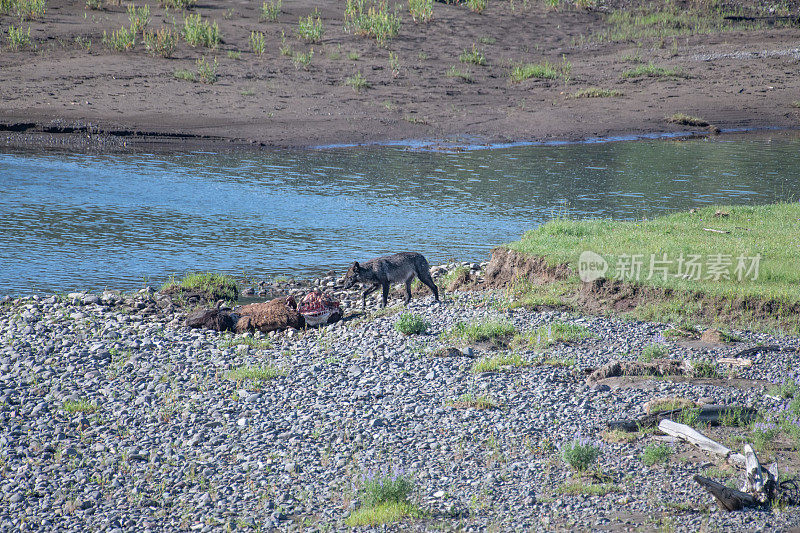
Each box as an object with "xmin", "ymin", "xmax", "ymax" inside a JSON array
[
  {"xmin": 186, "ymin": 306, "xmax": 236, "ymax": 332},
  {"xmin": 236, "ymin": 296, "xmax": 304, "ymax": 333}
]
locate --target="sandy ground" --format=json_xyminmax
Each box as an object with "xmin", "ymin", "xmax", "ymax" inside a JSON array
[{"xmin": 1, "ymin": 0, "xmax": 800, "ymax": 150}]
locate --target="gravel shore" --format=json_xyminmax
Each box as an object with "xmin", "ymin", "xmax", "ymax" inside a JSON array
[{"xmin": 2, "ymin": 266, "xmax": 799, "ymax": 532}]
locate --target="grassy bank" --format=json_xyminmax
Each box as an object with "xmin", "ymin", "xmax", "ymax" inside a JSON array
[{"xmin": 503, "ymin": 203, "xmax": 800, "ymax": 333}]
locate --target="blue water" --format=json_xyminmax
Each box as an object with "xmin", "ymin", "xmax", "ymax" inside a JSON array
[{"xmin": 2, "ymin": 133, "xmax": 800, "ymax": 295}]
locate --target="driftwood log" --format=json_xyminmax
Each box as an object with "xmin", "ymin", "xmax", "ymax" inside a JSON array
[
  {"xmin": 586, "ymin": 359, "xmax": 690, "ymax": 382},
  {"xmin": 658, "ymin": 419, "xmax": 745, "ymax": 467},
  {"xmin": 658, "ymin": 420, "xmax": 781, "ymax": 511},
  {"xmin": 608, "ymin": 405, "xmax": 757, "ymax": 432}
]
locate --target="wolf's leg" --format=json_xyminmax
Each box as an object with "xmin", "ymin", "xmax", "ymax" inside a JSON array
[
  {"xmin": 404, "ymin": 279, "xmax": 412, "ymax": 304},
  {"xmin": 381, "ymin": 283, "xmax": 389, "ymax": 308},
  {"xmin": 417, "ymin": 270, "xmax": 440, "ymax": 302},
  {"xmin": 362, "ymin": 284, "xmax": 379, "ymax": 309}
]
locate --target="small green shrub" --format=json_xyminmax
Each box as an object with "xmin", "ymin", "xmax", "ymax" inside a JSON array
[
  {"xmin": 144, "ymin": 27, "xmax": 178, "ymax": 57},
  {"xmin": 560, "ymin": 437, "xmax": 602, "ymax": 472},
  {"xmin": 162, "ymin": 0, "xmax": 195, "ymax": 8},
  {"xmin": 513, "ymin": 320, "xmax": 591, "ymax": 350},
  {"xmin": 459, "ymin": 44, "xmax": 486, "ymax": 65},
  {"xmin": 227, "ymin": 50, "xmax": 241, "ymax": 59},
  {"xmin": 395, "ymin": 312, "xmax": 427, "ymax": 335},
  {"xmin": 446, "ymin": 65, "xmax": 472, "ymax": 82},
  {"xmin": 249, "ymin": 31, "xmax": 266, "ymax": 55},
  {"xmin": 690, "ymin": 360, "xmax": 719, "ymax": 378},
  {"xmin": 183, "ymin": 13, "xmax": 220, "ymax": 48},
  {"xmin": 639, "ymin": 343, "xmax": 669, "ymax": 362},
  {"xmin": 344, "ymin": 0, "xmax": 401, "ymax": 47},
  {"xmin": 297, "ymin": 9, "xmax": 323, "ymax": 43},
  {"xmin": 466, "ymin": 0, "xmax": 486, "ymax": 13},
  {"xmin": 408, "ymin": 0, "xmax": 432, "ymax": 23},
  {"xmin": 13, "ymin": 0, "xmax": 45, "ymax": 20},
  {"xmin": 102, "ymin": 25, "xmax": 135, "ymax": 51},
  {"xmin": 640, "ymin": 442, "xmax": 673, "ymax": 466},
  {"xmin": 196, "ymin": 55, "xmax": 217, "ymax": 84},
  {"xmin": 750, "ymin": 422, "xmax": 779, "ymax": 451},
  {"xmin": 345, "ymin": 71, "xmax": 370, "ymax": 91},
  {"xmin": 719, "ymin": 407, "xmax": 748, "ymax": 427},
  {"xmin": 260, "ymin": 0, "xmax": 281, "ymax": 21},
  {"xmin": 293, "ymin": 49, "xmax": 313, "ymax": 68},
  {"xmin": 6, "ymin": 24, "xmax": 30, "ymax": 50},
  {"xmin": 127, "ymin": 3, "xmax": 150, "ymax": 36},
  {"xmin": 85, "ymin": 0, "xmax": 103, "ymax": 9}
]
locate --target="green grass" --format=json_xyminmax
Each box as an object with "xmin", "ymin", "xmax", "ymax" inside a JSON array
[
  {"xmin": 225, "ymin": 364, "xmax": 282, "ymax": 382},
  {"xmin": 471, "ymin": 352, "xmax": 528, "ymax": 373},
  {"xmin": 183, "ymin": 13, "xmax": 220, "ymax": 48},
  {"xmin": 345, "ymin": 71, "xmax": 370, "ymax": 91},
  {"xmin": 639, "ymin": 343, "xmax": 669, "ymax": 362},
  {"xmin": 161, "ymin": 272, "xmax": 237, "ymax": 301},
  {"xmin": 791, "ymin": 101, "xmax": 800, "ymax": 109},
  {"xmin": 293, "ymin": 49, "xmax": 313, "ymax": 69},
  {"xmin": 448, "ymin": 393, "xmax": 499, "ymax": 409},
  {"xmin": 144, "ymin": 27, "xmax": 178, "ymax": 57},
  {"xmin": 228, "ymin": 50, "xmax": 241, "ymax": 60},
  {"xmin": 640, "ymin": 442, "xmax": 673, "ymax": 466},
  {"xmin": 446, "ymin": 65, "xmax": 472, "ymax": 82},
  {"xmin": 260, "ymin": 0, "xmax": 281, "ymax": 22},
  {"xmin": 344, "ymin": 0, "xmax": 401, "ymax": 46},
  {"xmin": 5, "ymin": 24, "xmax": 30, "ymax": 50},
  {"xmin": 510, "ymin": 58, "xmax": 571, "ymax": 82},
  {"xmin": 569, "ymin": 87, "xmax": 622, "ymax": 98},
  {"xmin": 297, "ymin": 10, "xmax": 323, "ymax": 43},
  {"xmin": 174, "ymin": 69, "xmax": 195, "ymax": 82},
  {"xmin": 505, "ymin": 203, "xmax": 800, "ymax": 333},
  {"xmin": 459, "ymin": 44, "xmax": 486, "ymax": 66},
  {"xmin": 556, "ymin": 481, "xmax": 621, "ymax": 496},
  {"xmin": 63, "ymin": 399, "xmax": 98, "ymax": 414},
  {"xmin": 408, "ymin": 0, "xmax": 432, "ymax": 23},
  {"xmin": 620, "ymin": 62, "xmax": 687, "ymax": 79},
  {"xmin": 595, "ymin": 3, "xmax": 798, "ymax": 44},
  {"xmin": 444, "ymin": 318, "xmax": 516, "ymax": 343},
  {"xmin": 218, "ymin": 335, "xmax": 273, "ymax": 350},
  {"xmin": 690, "ymin": 360, "xmax": 719, "ymax": 378},
  {"xmin": 395, "ymin": 312, "xmax": 428, "ymax": 335},
  {"xmin": 511, "ymin": 320, "xmax": 592, "ymax": 350},
  {"xmin": 466, "ymin": 0, "xmax": 486, "ymax": 14},
  {"xmin": 345, "ymin": 501, "xmax": 420, "ymax": 527},
  {"xmin": 667, "ymin": 113, "xmax": 709, "ymax": 127}
]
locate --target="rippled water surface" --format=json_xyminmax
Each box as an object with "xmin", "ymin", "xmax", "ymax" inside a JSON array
[{"xmin": 2, "ymin": 134, "xmax": 800, "ymax": 294}]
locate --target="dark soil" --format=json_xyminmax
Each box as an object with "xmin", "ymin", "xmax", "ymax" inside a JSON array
[{"xmin": 2, "ymin": 0, "xmax": 800, "ymax": 150}]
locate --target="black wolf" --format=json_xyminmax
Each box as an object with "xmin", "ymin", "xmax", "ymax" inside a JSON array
[{"xmin": 342, "ymin": 252, "xmax": 440, "ymax": 309}]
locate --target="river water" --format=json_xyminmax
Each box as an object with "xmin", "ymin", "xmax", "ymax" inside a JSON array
[{"xmin": 2, "ymin": 134, "xmax": 799, "ymax": 295}]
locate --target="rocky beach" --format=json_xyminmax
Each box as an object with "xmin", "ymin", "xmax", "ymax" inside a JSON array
[{"xmin": 2, "ymin": 263, "xmax": 800, "ymax": 531}]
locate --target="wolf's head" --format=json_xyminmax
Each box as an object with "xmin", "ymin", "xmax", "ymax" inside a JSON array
[{"xmin": 342, "ymin": 261, "xmax": 363, "ymax": 289}]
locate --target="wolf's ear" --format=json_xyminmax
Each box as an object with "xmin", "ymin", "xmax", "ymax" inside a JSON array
[{"xmin": 352, "ymin": 261, "xmax": 360, "ymax": 270}]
